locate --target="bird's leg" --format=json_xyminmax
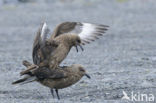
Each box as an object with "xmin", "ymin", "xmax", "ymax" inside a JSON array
[
  {"xmin": 55, "ymin": 89, "xmax": 60, "ymax": 100},
  {"xmin": 49, "ymin": 60, "xmax": 58, "ymax": 70},
  {"xmin": 50, "ymin": 89, "xmax": 55, "ymax": 98}
]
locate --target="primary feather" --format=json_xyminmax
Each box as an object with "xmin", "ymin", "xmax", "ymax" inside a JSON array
[
  {"xmin": 32, "ymin": 22, "xmax": 50, "ymax": 65},
  {"xmin": 51, "ymin": 22, "xmax": 109, "ymax": 45}
]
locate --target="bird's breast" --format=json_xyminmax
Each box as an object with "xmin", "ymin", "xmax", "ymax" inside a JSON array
[{"xmin": 52, "ymin": 44, "xmax": 70, "ymax": 62}]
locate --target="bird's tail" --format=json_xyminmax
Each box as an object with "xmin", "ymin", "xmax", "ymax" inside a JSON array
[{"xmin": 12, "ymin": 76, "xmax": 37, "ymax": 85}]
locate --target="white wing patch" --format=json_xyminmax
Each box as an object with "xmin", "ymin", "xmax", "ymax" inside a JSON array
[
  {"xmin": 40, "ymin": 22, "xmax": 50, "ymax": 43},
  {"xmin": 78, "ymin": 23, "xmax": 109, "ymax": 44},
  {"xmin": 79, "ymin": 23, "xmax": 95, "ymax": 39}
]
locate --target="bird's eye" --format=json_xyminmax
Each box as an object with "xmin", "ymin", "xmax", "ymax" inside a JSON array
[
  {"xmin": 79, "ymin": 67, "xmax": 85, "ymax": 72},
  {"xmin": 77, "ymin": 39, "xmax": 81, "ymax": 43}
]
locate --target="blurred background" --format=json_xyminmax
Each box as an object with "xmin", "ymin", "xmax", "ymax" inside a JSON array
[{"xmin": 0, "ymin": 0, "xmax": 156, "ymax": 103}]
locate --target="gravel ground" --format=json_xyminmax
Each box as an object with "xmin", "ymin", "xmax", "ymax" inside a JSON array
[{"xmin": 0, "ymin": 0, "xmax": 156, "ymax": 103}]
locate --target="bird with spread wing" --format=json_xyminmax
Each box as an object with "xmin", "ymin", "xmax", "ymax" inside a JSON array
[
  {"xmin": 12, "ymin": 21, "xmax": 109, "ymax": 99},
  {"xmin": 31, "ymin": 22, "xmax": 109, "ymax": 70}
]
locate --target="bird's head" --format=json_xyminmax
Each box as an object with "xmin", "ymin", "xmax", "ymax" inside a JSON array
[
  {"xmin": 71, "ymin": 64, "xmax": 91, "ymax": 79},
  {"xmin": 69, "ymin": 35, "xmax": 84, "ymax": 52}
]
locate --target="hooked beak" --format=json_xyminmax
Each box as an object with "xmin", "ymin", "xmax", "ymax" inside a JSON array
[
  {"xmin": 75, "ymin": 43, "xmax": 84, "ymax": 52},
  {"xmin": 78, "ymin": 44, "xmax": 84, "ymax": 51},
  {"xmin": 85, "ymin": 73, "xmax": 91, "ymax": 79}
]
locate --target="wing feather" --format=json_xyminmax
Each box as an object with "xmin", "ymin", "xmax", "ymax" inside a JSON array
[
  {"xmin": 78, "ymin": 23, "xmax": 109, "ymax": 44},
  {"xmin": 51, "ymin": 22, "xmax": 109, "ymax": 45},
  {"xmin": 32, "ymin": 22, "xmax": 50, "ymax": 64}
]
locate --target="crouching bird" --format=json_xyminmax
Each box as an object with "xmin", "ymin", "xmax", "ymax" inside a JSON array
[
  {"xmin": 12, "ymin": 63, "xmax": 90, "ymax": 100},
  {"xmin": 32, "ymin": 22, "xmax": 109, "ymax": 70}
]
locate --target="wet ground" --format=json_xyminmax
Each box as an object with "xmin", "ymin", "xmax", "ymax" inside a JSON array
[{"xmin": 0, "ymin": 0, "xmax": 156, "ymax": 103}]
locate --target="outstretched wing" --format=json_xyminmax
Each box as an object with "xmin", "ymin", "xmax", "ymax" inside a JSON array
[
  {"xmin": 51, "ymin": 22, "xmax": 109, "ymax": 45},
  {"xmin": 32, "ymin": 22, "xmax": 50, "ymax": 65}
]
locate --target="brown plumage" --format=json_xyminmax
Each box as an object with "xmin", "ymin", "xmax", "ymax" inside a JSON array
[
  {"xmin": 32, "ymin": 22, "xmax": 109, "ymax": 70},
  {"xmin": 20, "ymin": 60, "xmax": 37, "ymax": 75},
  {"xmin": 13, "ymin": 21, "xmax": 109, "ymax": 99},
  {"xmin": 12, "ymin": 60, "xmax": 90, "ymax": 100},
  {"xmin": 32, "ymin": 23, "xmax": 58, "ymax": 66}
]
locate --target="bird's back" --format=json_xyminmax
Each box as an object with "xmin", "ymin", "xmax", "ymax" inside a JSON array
[{"xmin": 39, "ymin": 66, "xmax": 83, "ymax": 89}]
